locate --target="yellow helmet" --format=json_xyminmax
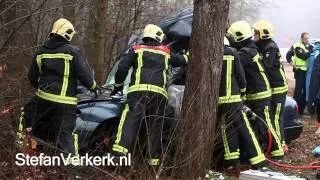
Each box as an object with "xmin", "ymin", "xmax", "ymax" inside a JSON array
[
  {"xmin": 227, "ymin": 21, "xmax": 252, "ymax": 42},
  {"xmin": 51, "ymin": 18, "xmax": 76, "ymax": 41},
  {"xmin": 142, "ymin": 24, "xmax": 164, "ymax": 43},
  {"xmin": 253, "ymin": 20, "xmax": 274, "ymax": 39},
  {"xmin": 224, "ymin": 37, "xmax": 230, "ymax": 46}
]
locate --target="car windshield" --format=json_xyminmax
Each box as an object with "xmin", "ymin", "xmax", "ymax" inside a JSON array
[{"xmin": 104, "ymin": 55, "xmax": 132, "ymax": 95}]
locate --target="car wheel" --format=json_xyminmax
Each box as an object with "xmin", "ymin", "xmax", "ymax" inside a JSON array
[{"xmin": 87, "ymin": 118, "xmax": 118, "ymax": 156}]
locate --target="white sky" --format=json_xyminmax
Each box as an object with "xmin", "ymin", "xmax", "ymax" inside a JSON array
[{"xmin": 259, "ymin": 0, "xmax": 320, "ymax": 47}]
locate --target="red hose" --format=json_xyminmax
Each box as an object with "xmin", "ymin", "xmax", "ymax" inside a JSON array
[
  {"xmin": 264, "ymin": 128, "xmax": 320, "ymax": 169},
  {"xmin": 264, "ymin": 128, "xmax": 272, "ymax": 157},
  {"xmin": 266, "ymin": 158, "xmax": 320, "ymax": 169}
]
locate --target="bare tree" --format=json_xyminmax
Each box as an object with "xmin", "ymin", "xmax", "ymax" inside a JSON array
[
  {"xmin": 174, "ymin": 0, "xmax": 229, "ymax": 178},
  {"xmin": 92, "ymin": 0, "xmax": 108, "ymax": 84}
]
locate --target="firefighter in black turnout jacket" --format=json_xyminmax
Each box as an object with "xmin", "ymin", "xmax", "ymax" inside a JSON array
[
  {"xmin": 17, "ymin": 18, "xmax": 97, "ymax": 155},
  {"xmin": 219, "ymin": 37, "xmax": 266, "ymax": 169},
  {"xmin": 254, "ymin": 20, "xmax": 288, "ymax": 148},
  {"xmin": 228, "ymin": 21, "xmax": 284, "ymax": 159},
  {"xmin": 111, "ymin": 24, "xmax": 188, "ymax": 166}
]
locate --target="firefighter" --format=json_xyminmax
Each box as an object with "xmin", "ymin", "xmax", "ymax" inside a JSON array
[
  {"xmin": 253, "ymin": 20, "xmax": 288, "ymax": 148},
  {"xmin": 228, "ymin": 21, "xmax": 284, "ymax": 159},
  {"xmin": 219, "ymin": 37, "xmax": 266, "ymax": 170},
  {"xmin": 286, "ymin": 32, "xmax": 312, "ymax": 116},
  {"xmin": 17, "ymin": 18, "xmax": 97, "ymax": 155},
  {"xmin": 111, "ymin": 24, "xmax": 188, "ymax": 166}
]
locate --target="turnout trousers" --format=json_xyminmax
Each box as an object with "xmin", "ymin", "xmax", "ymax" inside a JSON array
[
  {"xmin": 16, "ymin": 96, "xmax": 79, "ymax": 155},
  {"xmin": 271, "ymin": 93, "xmax": 287, "ymax": 146},
  {"xmin": 112, "ymin": 91, "xmax": 167, "ymax": 166},
  {"xmin": 294, "ymin": 69, "xmax": 307, "ymax": 115},
  {"xmin": 247, "ymin": 98, "xmax": 284, "ymax": 159},
  {"xmin": 219, "ymin": 102, "xmax": 265, "ymax": 168}
]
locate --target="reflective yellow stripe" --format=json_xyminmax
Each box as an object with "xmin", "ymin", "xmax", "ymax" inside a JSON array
[
  {"xmin": 264, "ymin": 106, "xmax": 283, "ymax": 156},
  {"xmin": 37, "ymin": 53, "xmax": 73, "ymax": 60},
  {"xmin": 271, "ymin": 149, "xmax": 284, "ymax": 157},
  {"xmin": 127, "ymin": 84, "xmax": 168, "ymax": 98},
  {"xmin": 274, "ymin": 103, "xmax": 282, "ymax": 138},
  {"xmin": 240, "ymin": 88, "xmax": 246, "ymax": 93},
  {"xmin": 36, "ymin": 90, "xmax": 77, "ymax": 105},
  {"xmin": 163, "ymin": 55, "xmax": 169, "ymax": 88},
  {"xmin": 246, "ymin": 90, "xmax": 271, "ymax": 101},
  {"xmin": 90, "ymin": 81, "xmax": 97, "ymax": 90},
  {"xmin": 112, "ymin": 144, "xmax": 129, "ymax": 154},
  {"xmin": 242, "ymin": 112, "xmax": 263, "ymax": 156},
  {"xmin": 36, "ymin": 56, "xmax": 42, "ymax": 74},
  {"xmin": 72, "ymin": 129, "xmax": 79, "ymax": 156},
  {"xmin": 221, "ymin": 117, "xmax": 230, "ymax": 155},
  {"xmin": 219, "ymin": 95, "xmax": 242, "ymax": 104},
  {"xmin": 36, "ymin": 53, "xmax": 74, "ymax": 101},
  {"xmin": 272, "ymin": 66, "xmax": 288, "ymax": 94},
  {"xmin": 115, "ymin": 104, "xmax": 129, "ymax": 144},
  {"xmin": 293, "ymin": 43, "xmax": 308, "ymax": 71},
  {"xmin": 249, "ymin": 154, "xmax": 266, "ymax": 165},
  {"xmin": 61, "ymin": 60, "xmax": 70, "ymax": 96},
  {"xmin": 225, "ymin": 151, "xmax": 240, "ymax": 160},
  {"xmin": 148, "ymin": 159, "xmax": 160, "ymax": 166},
  {"xmin": 272, "ymin": 85, "xmax": 288, "ymax": 95},
  {"xmin": 224, "ymin": 55, "xmax": 234, "ymax": 97},
  {"xmin": 135, "ymin": 51, "xmax": 143, "ymax": 85},
  {"xmin": 253, "ymin": 54, "xmax": 271, "ymax": 90}
]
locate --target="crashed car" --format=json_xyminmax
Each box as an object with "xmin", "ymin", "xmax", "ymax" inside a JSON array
[
  {"xmin": 75, "ymin": 58, "xmax": 302, "ymax": 154},
  {"xmin": 75, "ymin": 8, "xmax": 303, "ymax": 154}
]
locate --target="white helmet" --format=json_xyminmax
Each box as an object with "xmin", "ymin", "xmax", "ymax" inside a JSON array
[
  {"xmin": 227, "ymin": 21, "xmax": 252, "ymax": 43},
  {"xmin": 51, "ymin": 18, "xmax": 76, "ymax": 41},
  {"xmin": 142, "ymin": 24, "xmax": 164, "ymax": 43}
]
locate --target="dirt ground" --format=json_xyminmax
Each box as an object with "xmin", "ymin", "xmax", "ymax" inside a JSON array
[{"xmin": 276, "ymin": 64, "xmax": 320, "ymax": 179}]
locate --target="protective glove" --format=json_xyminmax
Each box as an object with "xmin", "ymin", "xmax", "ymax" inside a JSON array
[{"xmin": 111, "ymin": 84, "xmax": 124, "ymax": 96}]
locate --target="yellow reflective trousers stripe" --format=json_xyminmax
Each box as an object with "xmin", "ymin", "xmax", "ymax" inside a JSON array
[
  {"xmin": 36, "ymin": 90, "xmax": 77, "ymax": 105},
  {"xmin": 72, "ymin": 129, "xmax": 79, "ymax": 156},
  {"xmin": 115, "ymin": 104, "xmax": 129, "ymax": 145},
  {"xmin": 249, "ymin": 154, "xmax": 266, "ymax": 165},
  {"xmin": 274, "ymin": 103, "xmax": 282, "ymax": 138},
  {"xmin": 128, "ymin": 84, "xmax": 168, "ymax": 98},
  {"xmin": 242, "ymin": 112, "xmax": 265, "ymax": 165},
  {"xmin": 112, "ymin": 144, "xmax": 129, "ymax": 154},
  {"xmin": 221, "ymin": 117, "xmax": 230, "ymax": 155},
  {"xmin": 221, "ymin": 117, "xmax": 240, "ymax": 160},
  {"xmin": 264, "ymin": 106, "xmax": 284, "ymax": 157},
  {"xmin": 242, "ymin": 112, "xmax": 263, "ymax": 155}
]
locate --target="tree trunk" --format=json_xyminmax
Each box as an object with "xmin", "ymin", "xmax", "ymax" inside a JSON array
[
  {"xmin": 175, "ymin": 0, "xmax": 229, "ymax": 178},
  {"xmin": 92, "ymin": 0, "xmax": 108, "ymax": 84}
]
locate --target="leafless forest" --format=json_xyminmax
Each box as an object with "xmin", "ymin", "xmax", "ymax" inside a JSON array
[{"xmin": 0, "ymin": 0, "xmax": 267, "ymax": 179}]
